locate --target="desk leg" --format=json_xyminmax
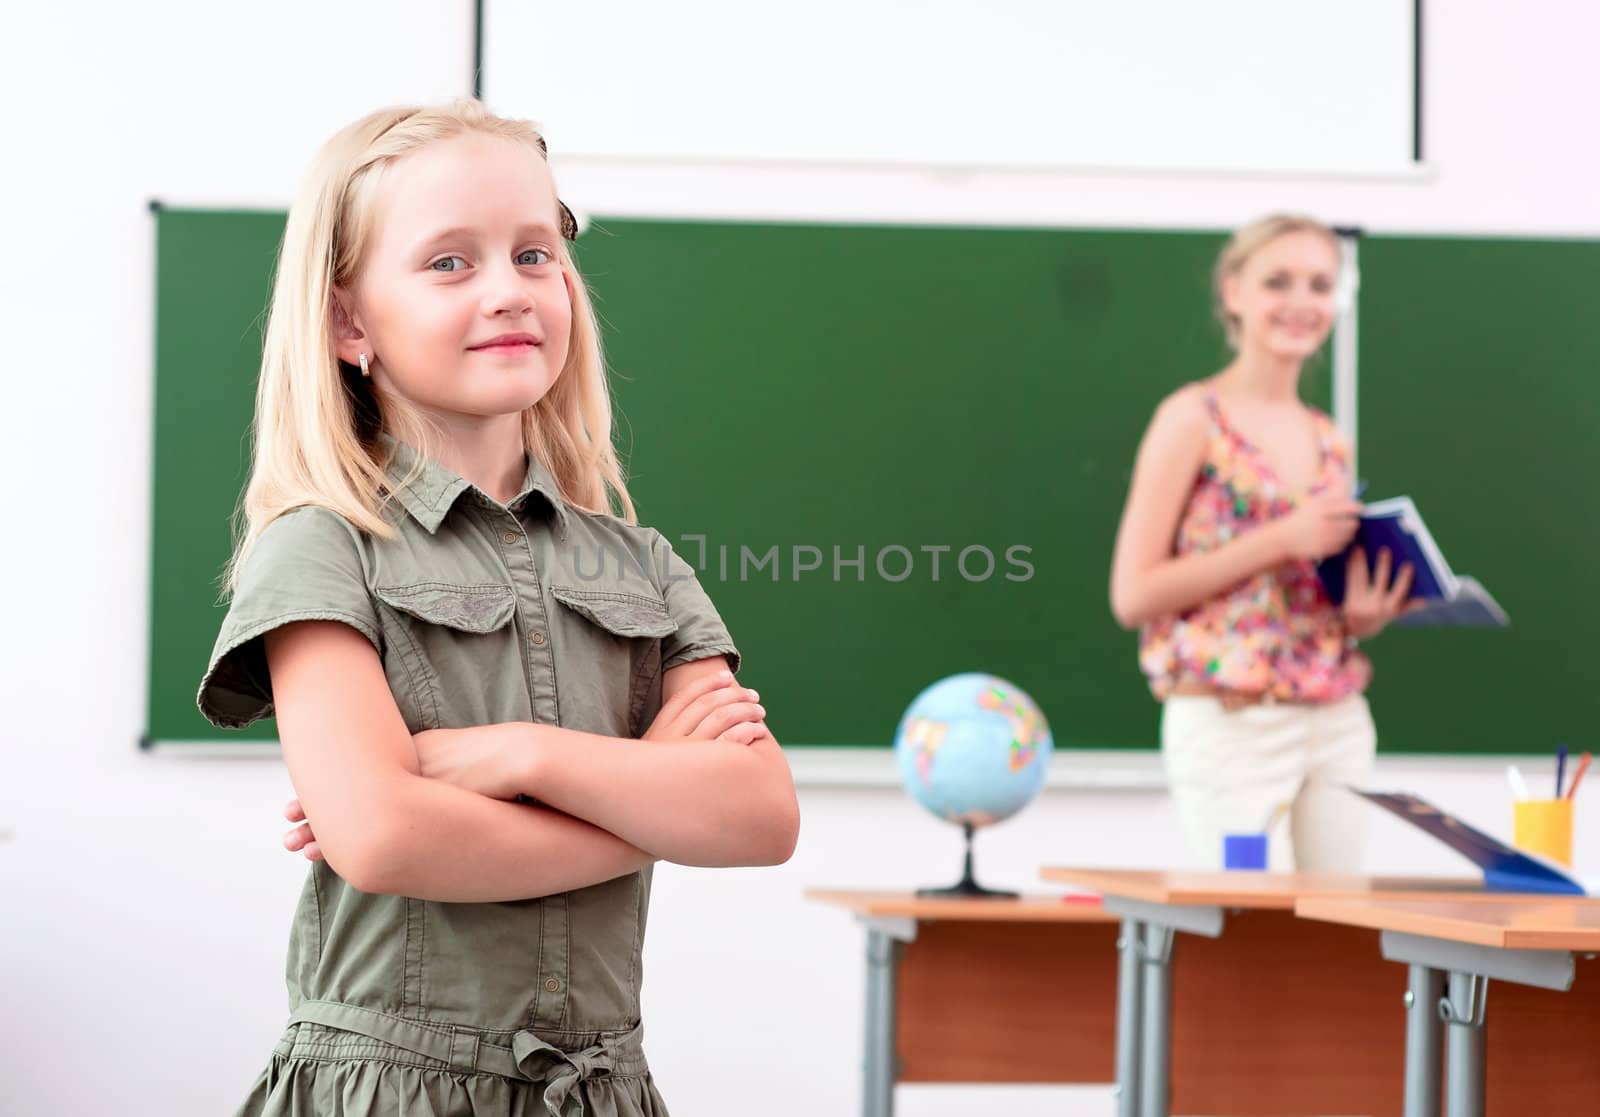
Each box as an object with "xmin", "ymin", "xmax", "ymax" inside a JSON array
[
  {"xmin": 1382, "ymin": 931, "xmax": 1573, "ymax": 1117},
  {"xmin": 1441, "ymin": 971, "xmax": 1488, "ymax": 1117},
  {"xmin": 1403, "ymin": 964, "xmax": 1444, "ymax": 1117},
  {"xmin": 1114, "ymin": 918, "xmax": 1145, "ymax": 1117},
  {"xmin": 863, "ymin": 928, "xmax": 900, "ymax": 1117},
  {"xmin": 1139, "ymin": 923, "xmax": 1176, "ymax": 1117}
]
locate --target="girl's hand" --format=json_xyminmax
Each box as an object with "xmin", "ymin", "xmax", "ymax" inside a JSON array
[
  {"xmin": 413, "ymin": 724, "xmax": 530, "ymax": 799},
  {"xmin": 283, "ymin": 798, "xmax": 322, "ymax": 862},
  {"xmin": 282, "ymin": 727, "xmax": 530, "ymax": 861},
  {"xmin": 644, "ymin": 669, "xmax": 770, "ymax": 745},
  {"xmin": 1273, "ymin": 491, "xmax": 1364, "ymax": 561},
  {"xmin": 1342, "ymin": 546, "xmax": 1421, "ymax": 639}
]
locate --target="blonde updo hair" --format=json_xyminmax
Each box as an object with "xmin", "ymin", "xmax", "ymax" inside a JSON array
[
  {"xmin": 1211, "ymin": 213, "xmax": 1340, "ymax": 348},
  {"xmin": 223, "ymin": 99, "xmax": 631, "ymax": 594}
]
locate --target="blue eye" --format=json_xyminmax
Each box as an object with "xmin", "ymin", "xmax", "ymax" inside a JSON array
[
  {"xmin": 430, "ymin": 255, "xmax": 466, "ymax": 272},
  {"xmin": 516, "ymin": 248, "xmax": 553, "ymax": 266}
]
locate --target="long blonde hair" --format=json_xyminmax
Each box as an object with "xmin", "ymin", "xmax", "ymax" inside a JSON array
[
  {"xmin": 223, "ymin": 99, "xmax": 632, "ymax": 594},
  {"xmin": 1211, "ymin": 213, "xmax": 1339, "ymax": 348}
]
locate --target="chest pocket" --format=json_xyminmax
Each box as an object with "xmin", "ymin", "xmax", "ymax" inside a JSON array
[
  {"xmin": 372, "ymin": 582, "xmax": 521, "ymax": 732},
  {"xmin": 549, "ymin": 585, "xmax": 678, "ymax": 738}
]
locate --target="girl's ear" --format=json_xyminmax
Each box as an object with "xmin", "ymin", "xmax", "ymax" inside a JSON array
[
  {"xmin": 1219, "ymin": 273, "xmax": 1244, "ymax": 320},
  {"xmin": 331, "ymin": 288, "xmax": 369, "ymax": 366}
]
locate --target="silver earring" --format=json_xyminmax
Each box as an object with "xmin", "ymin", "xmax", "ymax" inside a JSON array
[{"xmin": 359, "ymin": 353, "xmax": 370, "ymax": 378}]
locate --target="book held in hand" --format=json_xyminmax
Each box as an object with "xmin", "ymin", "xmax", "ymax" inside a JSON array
[{"xmin": 1316, "ymin": 496, "xmax": 1509, "ymax": 628}]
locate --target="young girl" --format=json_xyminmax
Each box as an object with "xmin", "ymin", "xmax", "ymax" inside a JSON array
[
  {"xmin": 1109, "ymin": 214, "xmax": 1413, "ymax": 872},
  {"xmin": 197, "ymin": 100, "xmax": 800, "ymax": 1116}
]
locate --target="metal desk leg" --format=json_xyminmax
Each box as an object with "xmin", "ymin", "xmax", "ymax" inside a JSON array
[
  {"xmin": 1441, "ymin": 971, "xmax": 1488, "ymax": 1117},
  {"xmin": 1382, "ymin": 930, "xmax": 1574, "ymax": 1117},
  {"xmin": 1102, "ymin": 896, "xmax": 1222, "ymax": 1117},
  {"xmin": 1139, "ymin": 923, "xmax": 1177, "ymax": 1117},
  {"xmin": 1114, "ymin": 918, "xmax": 1146, "ymax": 1117},
  {"xmin": 1403, "ymin": 964, "xmax": 1444, "ymax": 1117},
  {"xmin": 862, "ymin": 927, "xmax": 901, "ymax": 1117}
]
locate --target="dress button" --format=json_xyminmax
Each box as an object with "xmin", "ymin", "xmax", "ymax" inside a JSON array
[
  {"xmin": 544, "ymin": 977, "xmax": 561, "ymax": 993},
  {"xmin": 530, "ymin": 631, "xmax": 546, "ymax": 646},
  {"xmin": 501, "ymin": 529, "xmax": 519, "ymax": 544}
]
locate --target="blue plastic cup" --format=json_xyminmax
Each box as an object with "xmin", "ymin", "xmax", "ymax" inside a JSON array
[{"xmin": 1223, "ymin": 832, "xmax": 1269, "ymax": 871}]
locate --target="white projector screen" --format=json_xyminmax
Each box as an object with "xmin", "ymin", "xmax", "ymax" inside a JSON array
[{"xmin": 480, "ymin": 0, "xmax": 1418, "ymax": 176}]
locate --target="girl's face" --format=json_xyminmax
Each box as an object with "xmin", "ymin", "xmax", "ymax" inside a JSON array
[
  {"xmin": 336, "ymin": 132, "xmax": 574, "ymax": 423},
  {"xmin": 1222, "ymin": 231, "xmax": 1340, "ymax": 361}
]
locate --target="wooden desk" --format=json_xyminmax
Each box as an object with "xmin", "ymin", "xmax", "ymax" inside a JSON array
[
  {"xmin": 1042, "ymin": 868, "xmax": 1485, "ymax": 909},
  {"xmin": 1298, "ymin": 896, "xmax": 1600, "ymax": 1117},
  {"xmin": 806, "ymin": 889, "xmax": 1119, "ymax": 1117},
  {"xmin": 1040, "ymin": 869, "xmax": 1488, "ymax": 1117}
]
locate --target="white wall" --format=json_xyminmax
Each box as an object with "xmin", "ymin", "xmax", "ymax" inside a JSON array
[
  {"xmin": 553, "ymin": 3, "xmax": 1600, "ymax": 237},
  {"xmin": 2, "ymin": 4, "xmax": 1597, "ymax": 1116},
  {"xmin": 486, "ymin": 0, "xmax": 1417, "ymax": 176}
]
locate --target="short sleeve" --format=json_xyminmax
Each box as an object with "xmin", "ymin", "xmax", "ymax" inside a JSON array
[
  {"xmin": 196, "ymin": 506, "xmax": 381, "ymax": 730},
  {"xmin": 649, "ymin": 529, "xmax": 742, "ymax": 675}
]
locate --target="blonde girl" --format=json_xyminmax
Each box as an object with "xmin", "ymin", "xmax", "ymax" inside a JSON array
[
  {"xmin": 1110, "ymin": 214, "xmax": 1412, "ymax": 871},
  {"xmin": 197, "ymin": 100, "xmax": 799, "ymax": 1116}
]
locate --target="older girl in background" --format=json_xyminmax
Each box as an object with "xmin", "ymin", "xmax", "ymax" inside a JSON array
[{"xmin": 1110, "ymin": 214, "xmax": 1413, "ymax": 871}]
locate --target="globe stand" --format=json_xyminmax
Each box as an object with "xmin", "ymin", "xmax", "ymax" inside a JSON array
[{"xmin": 916, "ymin": 822, "xmax": 1017, "ymax": 899}]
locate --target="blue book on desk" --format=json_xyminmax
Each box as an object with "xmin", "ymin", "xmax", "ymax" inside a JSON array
[
  {"xmin": 1354, "ymin": 789, "xmax": 1584, "ymax": 896},
  {"xmin": 1316, "ymin": 497, "xmax": 1509, "ymax": 628}
]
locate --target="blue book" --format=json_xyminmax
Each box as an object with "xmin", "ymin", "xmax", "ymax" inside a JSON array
[
  {"xmin": 1316, "ymin": 496, "xmax": 1509, "ymax": 628},
  {"xmin": 1354, "ymin": 789, "xmax": 1584, "ymax": 896}
]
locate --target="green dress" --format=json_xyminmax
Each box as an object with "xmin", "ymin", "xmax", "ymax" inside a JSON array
[{"xmin": 198, "ymin": 436, "xmax": 740, "ymax": 1116}]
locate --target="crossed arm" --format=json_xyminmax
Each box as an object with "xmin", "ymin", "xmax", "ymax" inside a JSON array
[{"xmin": 264, "ymin": 621, "xmax": 800, "ymax": 903}]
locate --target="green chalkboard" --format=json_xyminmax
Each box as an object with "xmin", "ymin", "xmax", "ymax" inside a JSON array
[
  {"xmin": 148, "ymin": 209, "xmax": 287, "ymax": 747},
  {"xmin": 1356, "ymin": 237, "xmax": 1600, "ymax": 757},
  {"xmin": 146, "ymin": 208, "xmax": 1596, "ymax": 754}
]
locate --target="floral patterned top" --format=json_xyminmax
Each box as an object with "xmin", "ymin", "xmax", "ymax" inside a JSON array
[{"xmin": 1137, "ymin": 389, "xmax": 1372, "ymax": 704}]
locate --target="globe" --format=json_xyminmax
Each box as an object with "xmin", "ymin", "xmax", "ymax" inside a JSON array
[{"xmin": 892, "ymin": 672, "xmax": 1053, "ymax": 898}]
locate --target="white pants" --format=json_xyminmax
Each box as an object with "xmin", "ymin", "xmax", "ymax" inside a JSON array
[{"xmin": 1160, "ymin": 693, "xmax": 1377, "ymax": 872}]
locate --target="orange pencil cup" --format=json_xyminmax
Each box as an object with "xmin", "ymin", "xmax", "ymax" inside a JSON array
[{"xmin": 1513, "ymin": 798, "xmax": 1574, "ymax": 866}]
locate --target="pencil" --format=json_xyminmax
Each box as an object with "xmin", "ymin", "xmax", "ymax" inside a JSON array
[{"xmin": 1565, "ymin": 752, "xmax": 1592, "ymax": 802}]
